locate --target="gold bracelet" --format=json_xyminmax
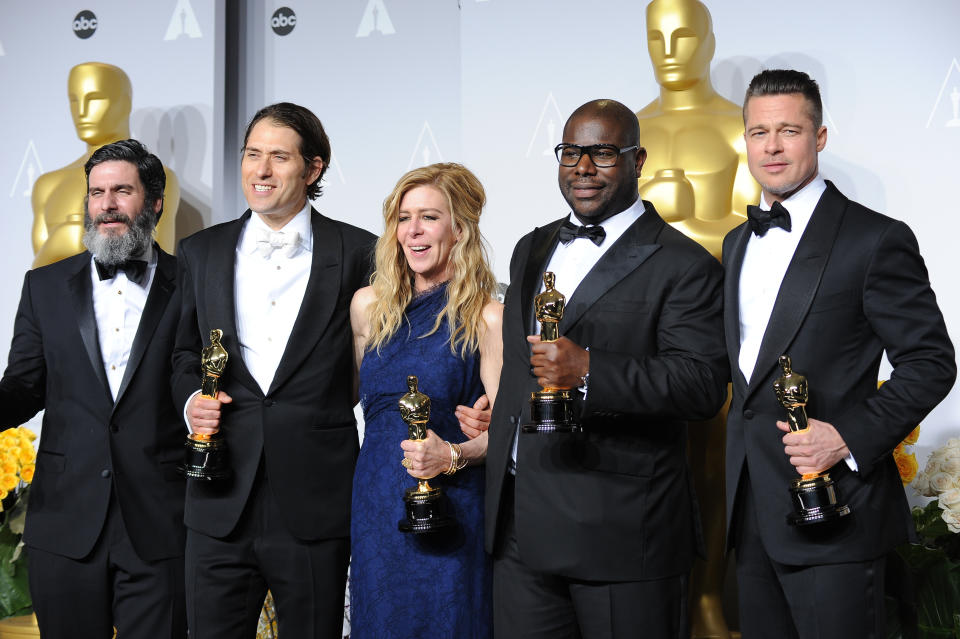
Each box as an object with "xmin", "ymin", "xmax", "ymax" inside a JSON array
[
  {"xmin": 443, "ymin": 441, "xmax": 458, "ymax": 475},
  {"xmin": 451, "ymin": 442, "xmax": 467, "ymax": 472}
]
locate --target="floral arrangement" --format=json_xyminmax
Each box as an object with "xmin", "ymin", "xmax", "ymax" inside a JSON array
[
  {"xmin": 889, "ymin": 437, "xmax": 960, "ymax": 638},
  {"xmin": 913, "ymin": 437, "xmax": 960, "ymax": 535},
  {"xmin": 0, "ymin": 426, "xmax": 36, "ymax": 620}
]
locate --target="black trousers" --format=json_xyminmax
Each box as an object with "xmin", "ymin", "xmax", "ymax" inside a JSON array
[
  {"xmin": 734, "ymin": 474, "xmax": 886, "ymax": 639},
  {"xmin": 492, "ymin": 474, "xmax": 689, "ymax": 639},
  {"xmin": 28, "ymin": 492, "xmax": 186, "ymax": 639},
  {"xmin": 185, "ymin": 471, "xmax": 350, "ymax": 639}
]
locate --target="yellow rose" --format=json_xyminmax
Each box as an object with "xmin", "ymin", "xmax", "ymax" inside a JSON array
[
  {"xmin": 0, "ymin": 460, "xmax": 16, "ymax": 476},
  {"xmin": 902, "ymin": 425, "xmax": 921, "ymax": 446},
  {"xmin": 893, "ymin": 445, "xmax": 919, "ymax": 485},
  {"xmin": 1, "ymin": 473, "xmax": 18, "ymax": 493},
  {"xmin": 19, "ymin": 464, "xmax": 34, "ymax": 484}
]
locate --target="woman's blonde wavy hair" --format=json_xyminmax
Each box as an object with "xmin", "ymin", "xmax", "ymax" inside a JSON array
[{"xmin": 366, "ymin": 163, "xmax": 497, "ymax": 357}]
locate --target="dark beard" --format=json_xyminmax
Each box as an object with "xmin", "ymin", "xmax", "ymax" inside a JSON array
[{"xmin": 82, "ymin": 206, "xmax": 157, "ymax": 265}]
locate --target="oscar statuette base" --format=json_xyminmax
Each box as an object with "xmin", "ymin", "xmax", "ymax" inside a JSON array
[
  {"xmin": 787, "ymin": 473, "xmax": 851, "ymax": 526},
  {"xmin": 398, "ymin": 483, "xmax": 456, "ymax": 534},
  {"xmin": 522, "ymin": 389, "xmax": 580, "ymax": 434},
  {"xmin": 181, "ymin": 433, "xmax": 231, "ymax": 481}
]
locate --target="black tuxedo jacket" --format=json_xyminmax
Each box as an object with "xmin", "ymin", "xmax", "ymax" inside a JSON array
[
  {"xmin": 172, "ymin": 209, "xmax": 375, "ymax": 541},
  {"xmin": 723, "ymin": 181, "xmax": 956, "ymax": 565},
  {"xmin": 0, "ymin": 248, "xmax": 185, "ymax": 561},
  {"xmin": 485, "ymin": 203, "xmax": 728, "ymax": 581}
]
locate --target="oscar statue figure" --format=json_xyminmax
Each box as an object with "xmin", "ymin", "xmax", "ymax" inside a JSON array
[
  {"xmin": 774, "ymin": 355, "xmax": 851, "ymax": 526},
  {"xmin": 398, "ymin": 375, "xmax": 455, "ymax": 533},
  {"xmin": 181, "ymin": 329, "xmax": 231, "ymax": 480},
  {"xmin": 522, "ymin": 271, "xmax": 579, "ymax": 434}
]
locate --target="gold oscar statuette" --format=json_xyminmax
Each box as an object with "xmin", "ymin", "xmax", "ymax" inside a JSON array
[
  {"xmin": 774, "ymin": 355, "xmax": 851, "ymax": 526},
  {"xmin": 522, "ymin": 272, "xmax": 579, "ymax": 434},
  {"xmin": 397, "ymin": 375, "xmax": 456, "ymax": 533},
  {"xmin": 181, "ymin": 329, "xmax": 231, "ymax": 481}
]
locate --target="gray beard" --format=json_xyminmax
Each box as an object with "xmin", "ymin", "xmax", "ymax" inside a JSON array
[{"xmin": 82, "ymin": 206, "xmax": 157, "ymax": 265}]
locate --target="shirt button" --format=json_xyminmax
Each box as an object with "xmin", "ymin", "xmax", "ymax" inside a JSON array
[
  {"xmin": 115, "ymin": 328, "xmax": 120, "ymax": 332},
  {"xmin": 276, "ymin": 265, "xmax": 281, "ymax": 271},
  {"xmin": 111, "ymin": 365, "xmax": 116, "ymax": 371},
  {"xmin": 117, "ymin": 290, "xmax": 123, "ymax": 295},
  {"xmin": 264, "ymin": 399, "xmax": 275, "ymax": 407},
  {"xmin": 271, "ymin": 301, "xmax": 276, "ymax": 306},
  {"xmin": 744, "ymin": 409, "xmax": 755, "ymax": 420}
]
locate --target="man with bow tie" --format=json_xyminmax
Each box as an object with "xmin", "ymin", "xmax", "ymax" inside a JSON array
[
  {"xmin": 0, "ymin": 139, "xmax": 187, "ymax": 638},
  {"xmin": 723, "ymin": 69, "xmax": 955, "ymax": 638},
  {"xmin": 484, "ymin": 99, "xmax": 728, "ymax": 638},
  {"xmin": 172, "ymin": 102, "xmax": 376, "ymax": 638}
]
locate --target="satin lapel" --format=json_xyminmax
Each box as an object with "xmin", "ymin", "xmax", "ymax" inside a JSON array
[
  {"xmin": 204, "ymin": 212, "xmax": 261, "ymax": 396},
  {"xmin": 558, "ymin": 204, "xmax": 662, "ymax": 335},
  {"xmin": 269, "ymin": 210, "xmax": 341, "ymax": 394},
  {"xmin": 724, "ymin": 223, "xmax": 751, "ymax": 392},
  {"xmin": 520, "ymin": 222, "xmax": 563, "ymax": 336},
  {"xmin": 114, "ymin": 249, "xmax": 174, "ymax": 406},
  {"xmin": 744, "ymin": 185, "xmax": 846, "ymax": 401},
  {"xmin": 68, "ymin": 257, "xmax": 112, "ymax": 403}
]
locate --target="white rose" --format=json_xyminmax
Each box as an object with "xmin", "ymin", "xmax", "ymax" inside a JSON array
[
  {"xmin": 929, "ymin": 472, "xmax": 954, "ymax": 493},
  {"xmin": 942, "ymin": 457, "xmax": 960, "ymax": 475},
  {"xmin": 914, "ymin": 473, "xmax": 935, "ymax": 497},
  {"xmin": 939, "ymin": 488, "xmax": 960, "ymax": 511},
  {"xmin": 941, "ymin": 508, "xmax": 960, "ymax": 534}
]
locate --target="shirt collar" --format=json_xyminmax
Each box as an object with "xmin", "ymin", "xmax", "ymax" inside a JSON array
[
  {"xmin": 566, "ymin": 196, "xmax": 646, "ymax": 235},
  {"xmin": 239, "ymin": 203, "xmax": 314, "ymax": 255},
  {"xmin": 760, "ymin": 174, "xmax": 826, "ymax": 233}
]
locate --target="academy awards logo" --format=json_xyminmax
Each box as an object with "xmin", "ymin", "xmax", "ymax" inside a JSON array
[
  {"xmin": 72, "ymin": 10, "xmax": 98, "ymax": 39},
  {"xmin": 407, "ymin": 122, "xmax": 442, "ymax": 170},
  {"xmin": 526, "ymin": 92, "xmax": 564, "ymax": 158},
  {"xmin": 165, "ymin": 0, "xmax": 202, "ymax": 40},
  {"xmin": 927, "ymin": 58, "xmax": 960, "ymax": 129},
  {"xmin": 271, "ymin": 7, "xmax": 297, "ymax": 36},
  {"xmin": 9, "ymin": 141, "xmax": 43, "ymax": 199},
  {"xmin": 356, "ymin": 0, "xmax": 395, "ymax": 37}
]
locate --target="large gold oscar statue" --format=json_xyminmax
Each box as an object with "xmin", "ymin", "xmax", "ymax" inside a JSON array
[
  {"xmin": 637, "ymin": 1, "xmax": 760, "ymax": 637},
  {"xmin": 30, "ymin": 62, "xmax": 179, "ymax": 267}
]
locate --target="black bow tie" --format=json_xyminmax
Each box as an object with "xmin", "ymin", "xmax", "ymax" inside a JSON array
[
  {"xmin": 557, "ymin": 221, "xmax": 606, "ymax": 246},
  {"xmin": 95, "ymin": 259, "xmax": 148, "ymax": 286},
  {"xmin": 747, "ymin": 201, "xmax": 792, "ymax": 237}
]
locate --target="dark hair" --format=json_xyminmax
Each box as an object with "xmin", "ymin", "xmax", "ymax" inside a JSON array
[
  {"xmin": 744, "ymin": 69, "xmax": 823, "ymax": 129},
  {"xmin": 242, "ymin": 102, "xmax": 331, "ymax": 200},
  {"xmin": 84, "ymin": 139, "xmax": 166, "ymax": 218},
  {"xmin": 567, "ymin": 99, "xmax": 641, "ymax": 148}
]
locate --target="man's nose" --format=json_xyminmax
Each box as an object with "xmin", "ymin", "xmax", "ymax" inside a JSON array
[{"xmin": 574, "ymin": 151, "xmax": 597, "ymax": 175}]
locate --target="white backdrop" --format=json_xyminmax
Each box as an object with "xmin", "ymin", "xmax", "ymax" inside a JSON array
[{"xmin": 1, "ymin": 1, "xmax": 958, "ymax": 490}]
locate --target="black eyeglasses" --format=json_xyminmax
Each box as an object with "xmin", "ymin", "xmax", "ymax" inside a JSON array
[{"xmin": 554, "ymin": 143, "xmax": 639, "ymax": 167}]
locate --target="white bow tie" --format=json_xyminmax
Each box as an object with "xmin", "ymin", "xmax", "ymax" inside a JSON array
[{"xmin": 255, "ymin": 228, "xmax": 301, "ymax": 258}]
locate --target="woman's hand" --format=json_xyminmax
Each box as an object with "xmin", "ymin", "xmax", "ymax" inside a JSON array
[{"xmin": 401, "ymin": 429, "xmax": 451, "ymax": 479}]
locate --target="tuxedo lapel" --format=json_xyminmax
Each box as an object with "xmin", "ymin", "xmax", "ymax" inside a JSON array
[
  {"xmin": 68, "ymin": 256, "xmax": 113, "ymax": 404},
  {"xmin": 724, "ymin": 223, "xmax": 751, "ymax": 392},
  {"xmin": 114, "ymin": 249, "xmax": 174, "ymax": 406},
  {"xmin": 205, "ymin": 213, "xmax": 261, "ymax": 396},
  {"xmin": 269, "ymin": 210, "xmax": 342, "ymax": 394},
  {"xmin": 745, "ymin": 185, "xmax": 846, "ymax": 400},
  {"xmin": 520, "ymin": 222, "xmax": 563, "ymax": 336},
  {"xmin": 558, "ymin": 204, "xmax": 662, "ymax": 335}
]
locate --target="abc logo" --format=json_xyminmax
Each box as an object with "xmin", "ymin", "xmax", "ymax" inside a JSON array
[
  {"xmin": 72, "ymin": 10, "xmax": 98, "ymax": 39},
  {"xmin": 271, "ymin": 7, "xmax": 297, "ymax": 36}
]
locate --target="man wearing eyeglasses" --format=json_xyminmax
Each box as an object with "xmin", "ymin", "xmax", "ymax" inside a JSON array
[{"xmin": 485, "ymin": 98, "xmax": 728, "ymax": 638}]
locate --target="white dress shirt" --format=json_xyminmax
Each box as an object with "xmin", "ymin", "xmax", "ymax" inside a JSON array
[
  {"xmin": 738, "ymin": 176, "xmax": 825, "ymax": 382},
  {"xmin": 91, "ymin": 244, "xmax": 157, "ymax": 401},
  {"xmin": 234, "ymin": 204, "xmax": 313, "ymax": 394},
  {"xmin": 737, "ymin": 176, "xmax": 857, "ymax": 470}
]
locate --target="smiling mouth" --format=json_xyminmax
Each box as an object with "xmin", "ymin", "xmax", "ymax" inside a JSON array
[
  {"xmin": 408, "ymin": 245, "xmax": 430, "ymax": 254},
  {"xmin": 253, "ymin": 185, "xmax": 274, "ymax": 192}
]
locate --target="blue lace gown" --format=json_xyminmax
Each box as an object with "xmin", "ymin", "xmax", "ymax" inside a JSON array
[{"xmin": 350, "ymin": 284, "xmax": 492, "ymax": 639}]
